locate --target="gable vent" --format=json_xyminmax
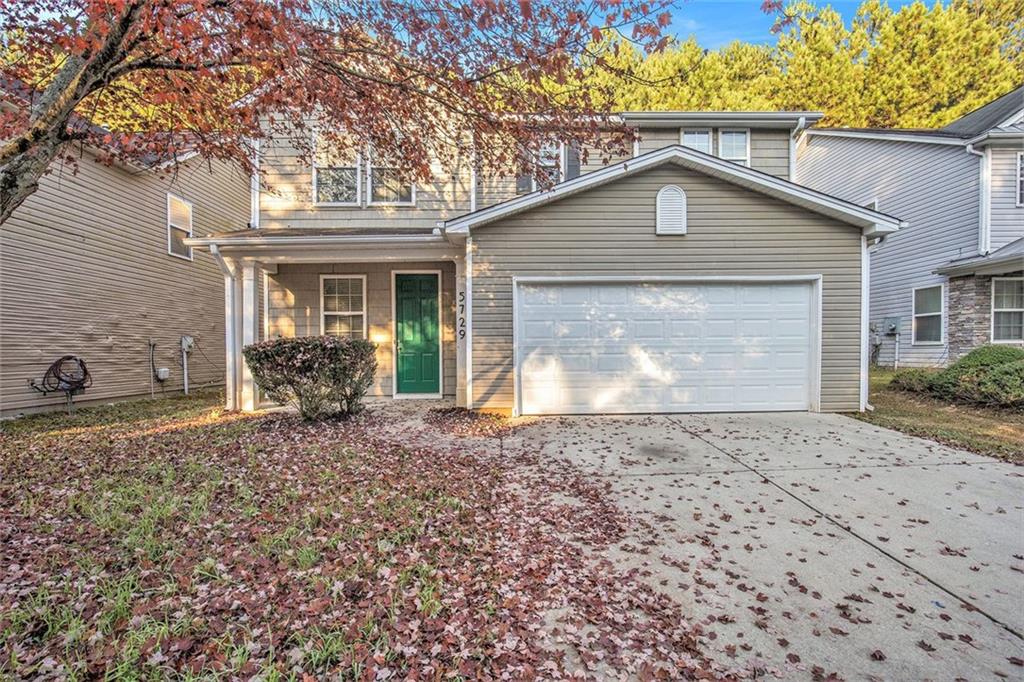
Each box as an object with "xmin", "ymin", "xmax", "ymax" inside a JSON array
[{"xmin": 656, "ymin": 185, "xmax": 687, "ymax": 235}]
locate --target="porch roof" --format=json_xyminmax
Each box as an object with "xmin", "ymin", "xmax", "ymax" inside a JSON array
[
  {"xmin": 936, "ymin": 238, "xmax": 1024, "ymax": 277},
  {"xmin": 185, "ymin": 227, "xmax": 462, "ymax": 264}
]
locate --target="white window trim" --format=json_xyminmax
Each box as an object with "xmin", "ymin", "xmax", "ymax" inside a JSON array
[
  {"xmin": 1016, "ymin": 152, "xmax": 1023, "ymax": 208},
  {"xmin": 680, "ymin": 128, "xmax": 713, "ymax": 155},
  {"xmin": 527, "ymin": 141, "xmax": 565, "ymax": 192},
  {"xmin": 166, "ymin": 192, "xmax": 193, "ymax": 261},
  {"xmin": 391, "ymin": 270, "xmax": 444, "ymax": 399},
  {"xmin": 911, "ymin": 284, "xmax": 945, "ymax": 346},
  {"xmin": 319, "ymin": 274, "xmax": 368, "ymax": 339},
  {"xmin": 655, "ymin": 184, "xmax": 687, "ymax": 235},
  {"xmin": 311, "ymin": 132, "xmax": 362, "ymax": 207},
  {"xmin": 991, "ymin": 276, "xmax": 1024, "ymax": 344},
  {"xmin": 718, "ymin": 128, "xmax": 751, "ymax": 166}
]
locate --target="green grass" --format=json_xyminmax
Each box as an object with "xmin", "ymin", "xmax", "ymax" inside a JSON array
[{"xmin": 853, "ymin": 368, "xmax": 1024, "ymax": 462}]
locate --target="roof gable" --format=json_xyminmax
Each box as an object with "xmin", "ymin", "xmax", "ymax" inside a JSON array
[
  {"xmin": 443, "ymin": 145, "xmax": 904, "ymax": 238},
  {"xmin": 940, "ymin": 85, "xmax": 1024, "ymax": 137}
]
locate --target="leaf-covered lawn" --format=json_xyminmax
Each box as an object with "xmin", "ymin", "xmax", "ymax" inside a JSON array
[
  {"xmin": 0, "ymin": 394, "xmax": 726, "ymax": 679},
  {"xmin": 853, "ymin": 370, "xmax": 1024, "ymax": 462}
]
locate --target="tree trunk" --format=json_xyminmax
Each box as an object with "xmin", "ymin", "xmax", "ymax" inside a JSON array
[{"xmin": 0, "ymin": 132, "xmax": 68, "ymax": 225}]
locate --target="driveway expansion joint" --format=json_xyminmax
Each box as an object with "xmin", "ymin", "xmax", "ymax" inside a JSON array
[{"xmin": 663, "ymin": 415, "xmax": 1024, "ymax": 642}]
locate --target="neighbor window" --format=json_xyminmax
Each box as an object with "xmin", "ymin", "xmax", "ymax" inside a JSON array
[
  {"xmin": 719, "ymin": 129, "xmax": 750, "ymax": 166},
  {"xmin": 992, "ymin": 278, "xmax": 1024, "ymax": 343},
  {"xmin": 313, "ymin": 137, "xmax": 360, "ymax": 206},
  {"xmin": 1016, "ymin": 152, "xmax": 1023, "ymax": 207},
  {"xmin": 912, "ymin": 285, "xmax": 943, "ymax": 344},
  {"xmin": 167, "ymin": 193, "xmax": 192, "ymax": 260},
  {"xmin": 368, "ymin": 166, "xmax": 415, "ymax": 205},
  {"xmin": 681, "ymin": 129, "xmax": 712, "ymax": 154},
  {"xmin": 321, "ymin": 275, "xmax": 366, "ymax": 339}
]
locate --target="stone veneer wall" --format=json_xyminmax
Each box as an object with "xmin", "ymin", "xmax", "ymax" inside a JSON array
[{"xmin": 947, "ymin": 270, "xmax": 1024, "ymax": 360}]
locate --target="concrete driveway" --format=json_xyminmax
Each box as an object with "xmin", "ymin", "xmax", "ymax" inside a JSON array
[{"xmin": 497, "ymin": 411, "xmax": 1024, "ymax": 679}]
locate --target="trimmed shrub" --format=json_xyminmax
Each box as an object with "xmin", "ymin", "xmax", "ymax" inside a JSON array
[
  {"xmin": 889, "ymin": 368, "xmax": 935, "ymax": 394},
  {"xmin": 242, "ymin": 336, "xmax": 377, "ymax": 420},
  {"xmin": 949, "ymin": 358, "xmax": 1024, "ymax": 408},
  {"xmin": 927, "ymin": 345, "xmax": 1024, "ymax": 403}
]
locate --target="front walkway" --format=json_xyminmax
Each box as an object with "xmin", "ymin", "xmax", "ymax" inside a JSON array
[{"xmin": 366, "ymin": 402, "xmax": 1024, "ymax": 678}]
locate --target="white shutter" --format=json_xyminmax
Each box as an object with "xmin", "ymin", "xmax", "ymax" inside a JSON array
[{"xmin": 656, "ymin": 185, "xmax": 686, "ymax": 235}]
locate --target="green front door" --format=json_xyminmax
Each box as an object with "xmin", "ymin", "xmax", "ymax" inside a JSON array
[{"xmin": 395, "ymin": 273, "xmax": 441, "ymax": 395}]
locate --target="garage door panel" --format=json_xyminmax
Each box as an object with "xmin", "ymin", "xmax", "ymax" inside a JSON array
[{"xmin": 517, "ymin": 281, "xmax": 814, "ymax": 415}]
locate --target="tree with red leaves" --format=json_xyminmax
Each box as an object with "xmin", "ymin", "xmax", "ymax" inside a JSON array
[{"xmin": 0, "ymin": 0, "xmax": 673, "ymax": 225}]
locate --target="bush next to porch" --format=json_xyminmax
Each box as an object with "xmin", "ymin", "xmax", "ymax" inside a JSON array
[{"xmin": 243, "ymin": 336, "xmax": 377, "ymax": 419}]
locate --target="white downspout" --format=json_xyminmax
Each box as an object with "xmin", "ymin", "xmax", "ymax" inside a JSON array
[
  {"xmin": 966, "ymin": 143, "xmax": 990, "ymax": 255},
  {"xmin": 790, "ymin": 116, "xmax": 808, "ymax": 182}
]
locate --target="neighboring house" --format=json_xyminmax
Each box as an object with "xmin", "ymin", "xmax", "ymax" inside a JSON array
[
  {"xmin": 188, "ymin": 112, "xmax": 903, "ymax": 416},
  {"xmin": 797, "ymin": 86, "xmax": 1024, "ymax": 368},
  {"xmin": 0, "ymin": 145, "xmax": 251, "ymax": 416}
]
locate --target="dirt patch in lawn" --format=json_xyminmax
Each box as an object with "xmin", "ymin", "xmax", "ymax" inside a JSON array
[
  {"xmin": 0, "ymin": 396, "xmax": 732, "ymax": 679},
  {"xmin": 853, "ymin": 370, "xmax": 1024, "ymax": 462}
]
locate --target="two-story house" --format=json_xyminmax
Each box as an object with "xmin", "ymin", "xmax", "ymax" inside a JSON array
[
  {"xmin": 188, "ymin": 112, "xmax": 903, "ymax": 416},
  {"xmin": 797, "ymin": 86, "xmax": 1024, "ymax": 368},
  {"xmin": 0, "ymin": 129, "xmax": 252, "ymax": 416}
]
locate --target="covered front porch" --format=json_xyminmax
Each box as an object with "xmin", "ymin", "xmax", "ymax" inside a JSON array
[{"xmin": 187, "ymin": 228, "xmax": 468, "ymax": 411}]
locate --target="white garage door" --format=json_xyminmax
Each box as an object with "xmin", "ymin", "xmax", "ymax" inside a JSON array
[{"xmin": 515, "ymin": 280, "xmax": 816, "ymax": 415}]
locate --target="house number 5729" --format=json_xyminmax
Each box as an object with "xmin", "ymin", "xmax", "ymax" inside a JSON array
[{"xmin": 457, "ymin": 291, "xmax": 466, "ymax": 339}]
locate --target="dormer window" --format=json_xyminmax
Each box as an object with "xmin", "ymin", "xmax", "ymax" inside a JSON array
[{"xmin": 656, "ymin": 185, "xmax": 687, "ymax": 235}]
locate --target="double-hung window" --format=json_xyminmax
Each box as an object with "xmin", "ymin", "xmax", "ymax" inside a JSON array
[
  {"xmin": 516, "ymin": 140, "xmax": 564, "ymax": 194},
  {"xmin": 167, "ymin": 193, "xmax": 193, "ymax": 260},
  {"xmin": 992, "ymin": 278, "xmax": 1024, "ymax": 343},
  {"xmin": 368, "ymin": 164, "xmax": 415, "ymax": 205},
  {"xmin": 718, "ymin": 129, "xmax": 750, "ymax": 166},
  {"xmin": 681, "ymin": 129, "xmax": 712, "ymax": 155},
  {"xmin": 912, "ymin": 285, "xmax": 943, "ymax": 344},
  {"xmin": 321, "ymin": 275, "xmax": 367, "ymax": 340},
  {"xmin": 313, "ymin": 137, "xmax": 360, "ymax": 206}
]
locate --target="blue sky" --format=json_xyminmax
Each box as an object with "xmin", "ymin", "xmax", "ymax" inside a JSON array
[{"xmin": 668, "ymin": 0, "xmax": 924, "ymax": 48}]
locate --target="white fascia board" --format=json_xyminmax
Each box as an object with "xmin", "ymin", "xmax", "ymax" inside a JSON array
[
  {"xmin": 619, "ymin": 111, "xmax": 824, "ymax": 128},
  {"xmin": 443, "ymin": 145, "xmax": 905, "ymax": 236},
  {"xmin": 186, "ymin": 233, "xmax": 448, "ymax": 248},
  {"xmin": 963, "ymin": 130, "xmax": 1024, "ymax": 147},
  {"xmin": 805, "ymin": 129, "xmax": 966, "ymax": 146}
]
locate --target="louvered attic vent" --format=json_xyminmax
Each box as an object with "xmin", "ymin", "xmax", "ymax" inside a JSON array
[{"xmin": 656, "ymin": 185, "xmax": 687, "ymax": 235}]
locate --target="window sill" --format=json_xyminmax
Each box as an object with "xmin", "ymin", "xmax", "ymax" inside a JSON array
[
  {"xmin": 168, "ymin": 251, "xmax": 194, "ymax": 262},
  {"xmin": 990, "ymin": 339, "xmax": 1024, "ymax": 345},
  {"xmin": 314, "ymin": 201, "xmax": 361, "ymax": 208},
  {"xmin": 367, "ymin": 201, "xmax": 416, "ymax": 208},
  {"xmin": 910, "ymin": 341, "xmax": 945, "ymax": 347}
]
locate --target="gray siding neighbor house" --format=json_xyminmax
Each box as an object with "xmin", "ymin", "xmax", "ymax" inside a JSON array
[
  {"xmin": 0, "ymin": 146, "xmax": 252, "ymax": 416},
  {"xmin": 188, "ymin": 111, "xmax": 903, "ymax": 416},
  {"xmin": 797, "ymin": 86, "xmax": 1024, "ymax": 367}
]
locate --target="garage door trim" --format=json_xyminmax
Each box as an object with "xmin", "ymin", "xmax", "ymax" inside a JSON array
[{"xmin": 511, "ymin": 275, "xmax": 823, "ymax": 416}]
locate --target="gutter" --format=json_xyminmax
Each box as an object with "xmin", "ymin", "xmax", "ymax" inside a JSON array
[{"xmin": 187, "ymin": 233, "xmax": 450, "ymax": 248}]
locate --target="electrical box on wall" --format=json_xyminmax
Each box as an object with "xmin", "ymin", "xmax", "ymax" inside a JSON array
[
  {"xmin": 155, "ymin": 367, "xmax": 170, "ymax": 381},
  {"xmin": 882, "ymin": 317, "xmax": 901, "ymax": 336}
]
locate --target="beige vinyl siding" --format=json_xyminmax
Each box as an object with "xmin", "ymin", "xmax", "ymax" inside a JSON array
[
  {"xmin": 1, "ymin": 153, "xmax": 250, "ymax": 416},
  {"xmin": 750, "ymin": 129, "xmax": 792, "ymax": 179},
  {"xmin": 259, "ymin": 133, "xmax": 473, "ymax": 230},
  {"xmin": 469, "ymin": 164, "xmax": 863, "ymax": 412},
  {"xmin": 989, "ymin": 147, "xmax": 1024, "ymax": 251},
  {"xmin": 266, "ymin": 262, "xmax": 457, "ymax": 396},
  {"xmin": 636, "ymin": 128, "xmax": 680, "ymax": 156}
]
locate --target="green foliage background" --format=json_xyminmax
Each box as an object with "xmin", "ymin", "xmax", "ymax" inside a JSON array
[{"xmin": 582, "ymin": 0, "xmax": 1023, "ymax": 127}]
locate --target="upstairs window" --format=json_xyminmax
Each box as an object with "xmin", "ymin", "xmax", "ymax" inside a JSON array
[
  {"xmin": 517, "ymin": 140, "xmax": 565, "ymax": 194},
  {"xmin": 992, "ymin": 278, "xmax": 1024, "ymax": 343},
  {"xmin": 313, "ymin": 138, "xmax": 360, "ymax": 206},
  {"xmin": 681, "ymin": 129, "xmax": 712, "ymax": 154},
  {"xmin": 368, "ymin": 166, "xmax": 415, "ymax": 205},
  {"xmin": 167, "ymin": 193, "xmax": 192, "ymax": 260},
  {"xmin": 719, "ymin": 129, "xmax": 750, "ymax": 166},
  {"xmin": 912, "ymin": 285, "xmax": 943, "ymax": 344},
  {"xmin": 321, "ymin": 275, "xmax": 367, "ymax": 339},
  {"xmin": 656, "ymin": 185, "xmax": 687, "ymax": 235}
]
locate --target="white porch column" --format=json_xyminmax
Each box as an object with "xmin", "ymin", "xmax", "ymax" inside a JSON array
[
  {"xmin": 454, "ymin": 254, "xmax": 467, "ymax": 407},
  {"xmin": 223, "ymin": 271, "xmax": 241, "ymax": 411},
  {"xmin": 240, "ymin": 261, "xmax": 260, "ymax": 411}
]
